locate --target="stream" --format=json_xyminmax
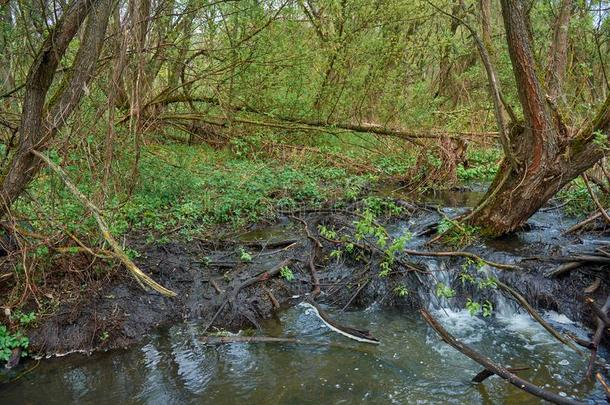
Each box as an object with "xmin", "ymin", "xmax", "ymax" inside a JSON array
[
  {"xmin": 0, "ymin": 188, "xmax": 608, "ymax": 404},
  {"xmin": 0, "ymin": 304, "xmax": 605, "ymax": 404}
]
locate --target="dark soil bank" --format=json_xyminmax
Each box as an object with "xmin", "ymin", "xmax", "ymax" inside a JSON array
[{"xmin": 26, "ymin": 203, "xmax": 610, "ymax": 357}]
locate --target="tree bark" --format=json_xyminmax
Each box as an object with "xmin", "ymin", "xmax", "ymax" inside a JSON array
[
  {"xmin": 469, "ymin": 0, "xmax": 609, "ymax": 236},
  {"xmin": 0, "ymin": 0, "xmax": 113, "ymax": 216},
  {"xmin": 545, "ymin": 0, "xmax": 572, "ymax": 102}
]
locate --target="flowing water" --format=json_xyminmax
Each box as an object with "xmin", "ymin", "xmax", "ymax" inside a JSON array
[
  {"xmin": 0, "ymin": 304, "xmax": 605, "ymax": 404},
  {"xmin": 1, "ymin": 189, "xmax": 608, "ymax": 404}
]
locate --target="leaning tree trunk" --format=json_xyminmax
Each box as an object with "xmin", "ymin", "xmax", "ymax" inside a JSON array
[{"xmin": 469, "ymin": 0, "xmax": 609, "ymax": 236}]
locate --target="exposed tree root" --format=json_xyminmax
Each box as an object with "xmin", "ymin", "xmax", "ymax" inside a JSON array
[
  {"xmin": 289, "ymin": 215, "xmax": 321, "ymax": 298},
  {"xmin": 203, "ymin": 258, "xmax": 292, "ymax": 332}
]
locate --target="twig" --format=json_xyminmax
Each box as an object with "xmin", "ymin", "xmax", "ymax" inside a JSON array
[
  {"xmin": 32, "ymin": 150, "xmax": 176, "ymax": 297},
  {"xmin": 265, "ymin": 287, "xmax": 280, "ymax": 309},
  {"xmin": 420, "ymin": 308, "xmax": 585, "ymax": 405},
  {"xmin": 341, "ymin": 278, "xmax": 370, "ymax": 312}
]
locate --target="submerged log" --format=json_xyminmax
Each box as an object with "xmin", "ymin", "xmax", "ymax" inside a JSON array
[{"xmin": 472, "ymin": 366, "xmax": 529, "ymax": 383}]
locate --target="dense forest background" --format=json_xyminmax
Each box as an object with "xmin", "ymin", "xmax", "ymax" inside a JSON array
[{"xmin": 0, "ymin": 0, "xmax": 609, "ymax": 315}]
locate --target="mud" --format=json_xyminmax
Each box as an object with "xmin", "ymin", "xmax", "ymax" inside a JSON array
[{"xmin": 24, "ymin": 198, "xmax": 610, "ymax": 358}]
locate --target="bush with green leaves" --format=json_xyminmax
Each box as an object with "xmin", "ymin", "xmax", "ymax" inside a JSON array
[{"xmin": 0, "ymin": 325, "xmax": 29, "ymax": 363}]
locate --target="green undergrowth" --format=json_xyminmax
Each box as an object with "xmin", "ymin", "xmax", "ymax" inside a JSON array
[
  {"xmin": 557, "ymin": 176, "xmax": 610, "ymax": 217},
  {"xmin": 457, "ymin": 148, "xmax": 501, "ymax": 182},
  {"xmin": 14, "ymin": 139, "xmax": 506, "ymax": 249},
  {"xmin": 15, "ymin": 143, "xmax": 382, "ymax": 244}
]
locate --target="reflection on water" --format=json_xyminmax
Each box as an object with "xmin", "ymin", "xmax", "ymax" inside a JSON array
[{"xmin": 1, "ymin": 304, "xmax": 605, "ymax": 404}]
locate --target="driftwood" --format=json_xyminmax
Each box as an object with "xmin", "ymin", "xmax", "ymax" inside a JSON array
[
  {"xmin": 33, "ymin": 150, "xmax": 176, "ymax": 297},
  {"xmin": 203, "ymin": 259, "xmax": 292, "ymax": 332},
  {"xmin": 302, "ymin": 298, "xmax": 380, "ymax": 344},
  {"xmin": 420, "ymin": 308, "xmax": 586, "ymax": 405}
]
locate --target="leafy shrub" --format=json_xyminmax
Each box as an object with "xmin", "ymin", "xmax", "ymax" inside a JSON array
[{"xmin": 0, "ymin": 325, "xmax": 29, "ymax": 362}]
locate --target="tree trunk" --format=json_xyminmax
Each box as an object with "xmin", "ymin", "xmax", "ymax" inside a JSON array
[
  {"xmin": 545, "ymin": 0, "xmax": 572, "ymax": 102},
  {"xmin": 470, "ymin": 0, "xmax": 609, "ymax": 236},
  {"xmin": 0, "ymin": 0, "xmax": 113, "ymax": 216}
]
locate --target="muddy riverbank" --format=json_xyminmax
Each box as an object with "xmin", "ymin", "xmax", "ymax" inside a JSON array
[{"xmin": 23, "ymin": 192, "xmax": 609, "ymax": 358}]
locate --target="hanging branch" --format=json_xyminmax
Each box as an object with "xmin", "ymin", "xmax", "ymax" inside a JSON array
[{"xmin": 32, "ymin": 150, "xmax": 176, "ymax": 297}]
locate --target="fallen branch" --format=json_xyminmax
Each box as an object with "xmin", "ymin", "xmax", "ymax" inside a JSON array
[
  {"xmin": 203, "ymin": 258, "xmax": 291, "ymax": 332},
  {"xmin": 537, "ymin": 255, "xmax": 610, "ymax": 265},
  {"xmin": 420, "ymin": 308, "xmax": 586, "ymax": 405},
  {"xmin": 32, "ymin": 150, "xmax": 176, "ymax": 297},
  {"xmin": 200, "ymin": 335, "xmax": 370, "ymax": 352},
  {"xmin": 496, "ymin": 280, "xmax": 582, "ymax": 354},
  {"xmin": 585, "ymin": 295, "xmax": 610, "ymax": 379},
  {"xmin": 403, "ymin": 249, "xmax": 520, "ymax": 271},
  {"xmin": 472, "ymin": 366, "xmax": 529, "ymax": 383},
  {"xmin": 563, "ymin": 210, "xmax": 608, "ymax": 234},
  {"xmin": 544, "ymin": 262, "xmax": 583, "ymax": 278}
]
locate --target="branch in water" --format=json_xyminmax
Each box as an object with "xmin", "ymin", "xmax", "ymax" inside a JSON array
[{"xmin": 420, "ymin": 308, "xmax": 586, "ymax": 405}]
